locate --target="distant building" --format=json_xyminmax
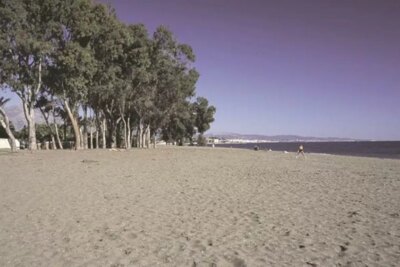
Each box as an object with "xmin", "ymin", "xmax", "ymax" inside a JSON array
[{"xmin": 207, "ymin": 137, "xmax": 220, "ymax": 144}]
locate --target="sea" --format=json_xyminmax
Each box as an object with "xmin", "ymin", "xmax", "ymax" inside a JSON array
[{"xmin": 215, "ymin": 141, "xmax": 400, "ymax": 159}]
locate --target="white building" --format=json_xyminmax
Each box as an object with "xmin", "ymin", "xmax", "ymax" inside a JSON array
[{"xmin": 0, "ymin": 138, "xmax": 20, "ymax": 150}]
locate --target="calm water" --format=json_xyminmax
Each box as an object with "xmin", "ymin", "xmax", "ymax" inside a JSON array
[{"xmin": 216, "ymin": 141, "xmax": 400, "ymax": 159}]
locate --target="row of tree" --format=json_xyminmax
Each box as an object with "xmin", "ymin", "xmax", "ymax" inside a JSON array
[{"xmin": 0, "ymin": 0, "xmax": 216, "ymax": 152}]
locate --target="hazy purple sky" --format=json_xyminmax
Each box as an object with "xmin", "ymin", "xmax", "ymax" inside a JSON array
[
  {"xmin": 99, "ymin": 0, "xmax": 400, "ymax": 140},
  {"xmin": 5, "ymin": 0, "xmax": 399, "ymax": 140}
]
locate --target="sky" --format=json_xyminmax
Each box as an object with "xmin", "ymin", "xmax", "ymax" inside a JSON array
[
  {"xmin": 4, "ymin": 0, "xmax": 400, "ymax": 140},
  {"xmin": 97, "ymin": 0, "xmax": 400, "ymax": 140}
]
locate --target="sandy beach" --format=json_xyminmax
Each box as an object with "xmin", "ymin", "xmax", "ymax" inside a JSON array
[{"xmin": 0, "ymin": 147, "xmax": 399, "ymax": 266}]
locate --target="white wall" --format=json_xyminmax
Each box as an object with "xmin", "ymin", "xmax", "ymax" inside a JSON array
[{"xmin": 0, "ymin": 138, "xmax": 20, "ymax": 149}]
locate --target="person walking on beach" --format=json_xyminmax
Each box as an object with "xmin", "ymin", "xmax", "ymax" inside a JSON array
[{"xmin": 296, "ymin": 144, "xmax": 305, "ymax": 158}]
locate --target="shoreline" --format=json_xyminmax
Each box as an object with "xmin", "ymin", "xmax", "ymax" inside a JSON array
[
  {"xmin": 1, "ymin": 145, "xmax": 400, "ymax": 160},
  {"xmin": 215, "ymin": 141, "xmax": 400, "ymax": 160}
]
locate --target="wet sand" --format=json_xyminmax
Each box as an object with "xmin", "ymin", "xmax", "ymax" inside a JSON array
[{"xmin": 1, "ymin": 147, "xmax": 399, "ymax": 266}]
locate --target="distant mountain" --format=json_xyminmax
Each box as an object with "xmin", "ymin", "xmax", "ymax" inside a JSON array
[
  {"xmin": 205, "ymin": 132, "xmax": 359, "ymax": 142},
  {"xmin": 3, "ymin": 105, "xmax": 45, "ymax": 130},
  {"xmin": 1, "ymin": 106, "xmax": 361, "ymax": 142},
  {"xmin": 4, "ymin": 105, "xmax": 26, "ymax": 130}
]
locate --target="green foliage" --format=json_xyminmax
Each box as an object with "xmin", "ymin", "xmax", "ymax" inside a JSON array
[
  {"xmin": 161, "ymin": 101, "xmax": 195, "ymax": 144},
  {"xmin": 0, "ymin": 124, "xmax": 7, "ymax": 138},
  {"xmin": 0, "ymin": 0, "xmax": 56, "ymax": 95},
  {"xmin": 0, "ymin": 0, "xmax": 216, "ymax": 148},
  {"xmin": 197, "ymin": 134, "xmax": 207, "ymax": 146},
  {"xmin": 193, "ymin": 97, "xmax": 216, "ymax": 134},
  {"xmin": 35, "ymin": 123, "xmax": 52, "ymax": 142},
  {"xmin": 14, "ymin": 125, "xmax": 28, "ymax": 140},
  {"xmin": 15, "ymin": 123, "xmax": 55, "ymax": 142}
]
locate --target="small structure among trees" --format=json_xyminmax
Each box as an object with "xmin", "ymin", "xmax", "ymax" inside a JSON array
[{"xmin": 0, "ymin": 0, "xmax": 216, "ymax": 150}]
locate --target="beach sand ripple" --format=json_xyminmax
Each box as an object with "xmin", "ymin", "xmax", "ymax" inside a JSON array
[{"xmin": 1, "ymin": 147, "xmax": 399, "ymax": 266}]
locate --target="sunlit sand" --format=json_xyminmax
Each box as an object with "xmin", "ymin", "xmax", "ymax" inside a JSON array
[{"xmin": 1, "ymin": 148, "xmax": 399, "ymax": 266}]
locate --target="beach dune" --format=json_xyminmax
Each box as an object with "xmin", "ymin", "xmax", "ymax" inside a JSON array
[{"xmin": 0, "ymin": 148, "xmax": 399, "ymax": 266}]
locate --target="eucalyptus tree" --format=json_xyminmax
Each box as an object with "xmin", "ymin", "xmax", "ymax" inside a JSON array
[
  {"xmin": 1, "ymin": 0, "xmax": 216, "ymax": 151},
  {"xmin": 34, "ymin": 93, "xmax": 64, "ymax": 149},
  {"xmin": 106, "ymin": 23, "xmax": 149, "ymax": 149},
  {"xmin": 81, "ymin": 3, "xmax": 147, "ymax": 149},
  {"xmin": 34, "ymin": 95, "xmax": 56, "ymax": 148},
  {"xmin": 156, "ymin": 66, "xmax": 199, "ymax": 140},
  {"xmin": 158, "ymin": 68, "xmax": 199, "ymax": 145},
  {"xmin": 134, "ymin": 26, "xmax": 199, "ymax": 147},
  {"xmin": 47, "ymin": 0, "xmax": 99, "ymax": 150},
  {"xmin": 193, "ymin": 97, "xmax": 216, "ymax": 145},
  {"xmin": 0, "ymin": 97, "xmax": 17, "ymax": 151},
  {"xmin": 161, "ymin": 100, "xmax": 195, "ymax": 145},
  {"xmin": 88, "ymin": 8, "xmax": 131, "ymax": 148},
  {"xmin": 0, "ymin": 0, "xmax": 59, "ymax": 149},
  {"xmin": 48, "ymin": 43, "xmax": 96, "ymax": 150},
  {"xmin": 119, "ymin": 24, "xmax": 150, "ymax": 148},
  {"xmin": 83, "ymin": 3, "xmax": 116, "ymax": 149}
]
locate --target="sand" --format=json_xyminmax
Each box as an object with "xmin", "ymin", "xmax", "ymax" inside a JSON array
[{"xmin": 0, "ymin": 147, "xmax": 399, "ymax": 266}]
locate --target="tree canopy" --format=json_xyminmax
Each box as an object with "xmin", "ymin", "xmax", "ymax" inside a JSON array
[{"xmin": 0, "ymin": 0, "xmax": 216, "ymax": 149}]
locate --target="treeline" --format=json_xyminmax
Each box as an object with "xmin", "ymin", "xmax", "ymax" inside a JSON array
[{"xmin": 0, "ymin": 0, "xmax": 216, "ymax": 151}]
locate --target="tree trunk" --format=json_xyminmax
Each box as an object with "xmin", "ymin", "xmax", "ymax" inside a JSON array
[
  {"xmin": 127, "ymin": 117, "xmax": 131, "ymax": 149},
  {"xmin": 54, "ymin": 119, "xmax": 63, "ymax": 149},
  {"xmin": 110, "ymin": 125, "xmax": 117, "ymax": 149},
  {"xmin": 96, "ymin": 129, "xmax": 99, "ymax": 149},
  {"xmin": 50, "ymin": 135, "xmax": 56, "ymax": 149},
  {"xmin": 130, "ymin": 127, "xmax": 135, "ymax": 148},
  {"xmin": 138, "ymin": 119, "xmax": 143, "ymax": 148},
  {"xmin": 124, "ymin": 118, "xmax": 128, "ymax": 149},
  {"xmin": 79, "ymin": 126, "xmax": 83, "ymax": 148},
  {"xmin": 141, "ymin": 131, "xmax": 145, "ymax": 148},
  {"xmin": 136, "ymin": 128, "xmax": 140, "ymax": 148},
  {"xmin": 63, "ymin": 100, "xmax": 81, "ymax": 150},
  {"xmin": 0, "ymin": 107, "xmax": 17, "ymax": 152},
  {"xmin": 145, "ymin": 125, "xmax": 150, "ymax": 149},
  {"xmin": 22, "ymin": 102, "xmax": 36, "ymax": 150},
  {"xmin": 27, "ymin": 112, "xmax": 36, "ymax": 150},
  {"xmin": 63, "ymin": 119, "xmax": 67, "ymax": 141},
  {"xmin": 83, "ymin": 106, "xmax": 88, "ymax": 149},
  {"xmin": 120, "ymin": 113, "xmax": 128, "ymax": 149},
  {"xmin": 90, "ymin": 122, "xmax": 93, "ymax": 149},
  {"xmin": 102, "ymin": 117, "xmax": 106, "ymax": 149},
  {"xmin": 109, "ymin": 118, "xmax": 121, "ymax": 149},
  {"xmin": 39, "ymin": 108, "xmax": 57, "ymax": 150},
  {"xmin": 17, "ymin": 59, "xmax": 42, "ymax": 150}
]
